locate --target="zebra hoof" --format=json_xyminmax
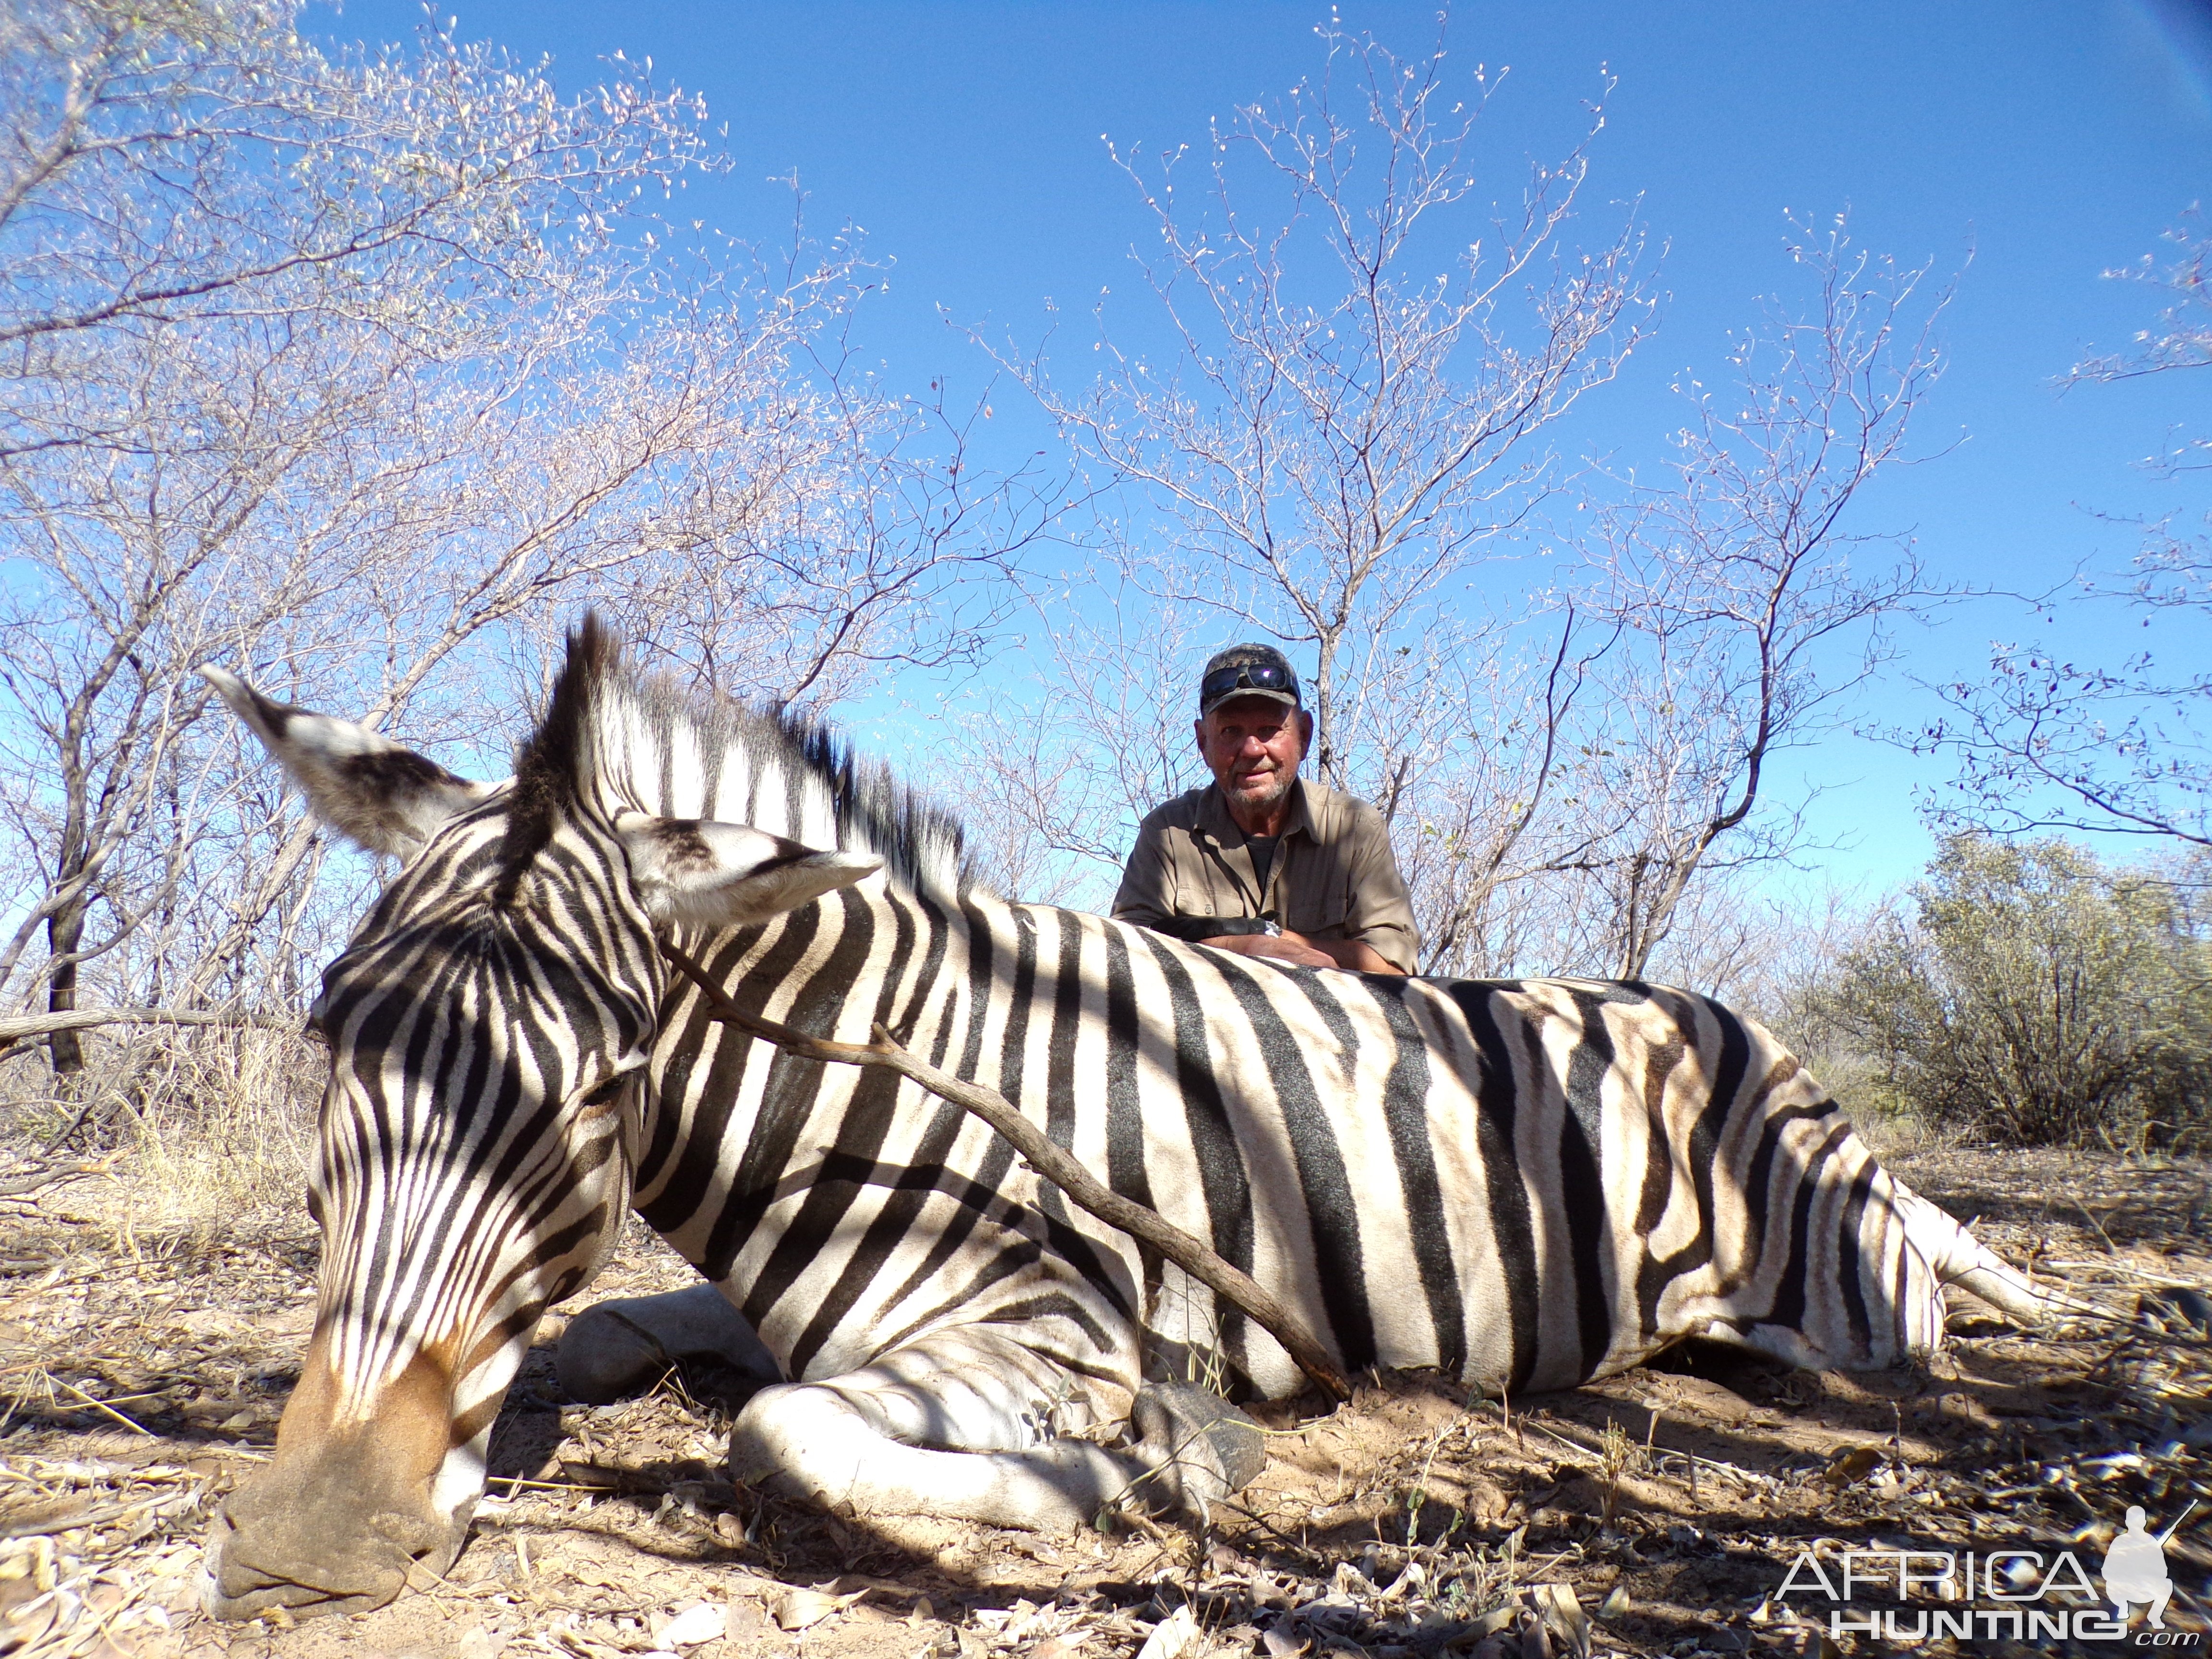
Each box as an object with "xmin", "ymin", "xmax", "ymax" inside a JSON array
[
  {"xmin": 557, "ymin": 1284, "xmax": 779, "ymax": 1405},
  {"xmin": 1130, "ymin": 1382, "xmax": 1267, "ymax": 1511}
]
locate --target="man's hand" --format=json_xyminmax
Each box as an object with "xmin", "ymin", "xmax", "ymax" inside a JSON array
[
  {"xmin": 1290, "ymin": 933, "xmax": 1408, "ymax": 975},
  {"xmin": 1199, "ymin": 932, "xmax": 1339, "ymax": 969},
  {"xmin": 1199, "ymin": 931, "xmax": 1407, "ymax": 974}
]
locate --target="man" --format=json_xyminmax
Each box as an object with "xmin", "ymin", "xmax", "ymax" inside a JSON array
[{"xmin": 1112, "ymin": 643, "xmax": 1421, "ymax": 974}]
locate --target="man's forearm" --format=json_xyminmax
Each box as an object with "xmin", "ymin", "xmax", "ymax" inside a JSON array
[{"xmin": 1282, "ymin": 931, "xmax": 1407, "ymax": 974}]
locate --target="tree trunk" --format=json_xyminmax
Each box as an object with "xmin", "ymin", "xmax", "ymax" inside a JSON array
[{"xmin": 44, "ymin": 854, "xmax": 88, "ymax": 1076}]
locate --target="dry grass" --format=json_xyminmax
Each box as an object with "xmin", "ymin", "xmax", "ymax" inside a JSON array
[
  {"xmin": 126, "ymin": 1034, "xmax": 319, "ymax": 1225},
  {"xmin": 1, "ymin": 1106, "xmax": 2208, "ymax": 1659},
  {"xmin": 1, "ymin": 1029, "xmax": 319, "ymax": 1228}
]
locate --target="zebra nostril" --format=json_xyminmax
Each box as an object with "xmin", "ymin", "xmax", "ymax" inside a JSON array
[{"xmin": 204, "ymin": 1497, "xmax": 458, "ymax": 1621}]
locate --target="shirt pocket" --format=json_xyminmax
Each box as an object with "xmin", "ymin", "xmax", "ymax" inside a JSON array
[{"xmin": 1279, "ymin": 852, "xmax": 1353, "ymax": 937}]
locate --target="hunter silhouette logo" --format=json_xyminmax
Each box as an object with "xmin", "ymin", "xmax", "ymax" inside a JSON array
[
  {"xmin": 2105, "ymin": 1503, "xmax": 2193, "ymax": 1631},
  {"xmin": 1777, "ymin": 1499, "xmax": 2202, "ymax": 1645}
]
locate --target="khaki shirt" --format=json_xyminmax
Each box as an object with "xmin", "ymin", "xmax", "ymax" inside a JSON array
[{"xmin": 1111, "ymin": 779, "xmax": 1422, "ymax": 974}]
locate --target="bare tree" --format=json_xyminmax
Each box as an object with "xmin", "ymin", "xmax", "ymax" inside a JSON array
[
  {"xmin": 1564, "ymin": 220, "xmax": 1950, "ymax": 978},
  {"xmin": 0, "ymin": 0, "xmax": 720, "ymax": 1070},
  {"xmin": 989, "ymin": 15, "xmax": 1650, "ymax": 794},
  {"xmin": 1392, "ymin": 602, "xmax": 1619, "ymax": 975},
  {"xmin": 0, "ymin": 0, "xmax": 715, "ymax": 457},
  {"xmin": 1922, "ymin": 210, "xmax": 2210, "ymax": 852},
  {"xmin": 589, "ymin": 256, "xmax": 1058, "ymax": 716},
  {"xmin": 958, "ymin": 20, "xmax": 1944, "ymax": 991},
  {"xmin": 0, "ymin": 1, "xmax": 1031, "ymax": 1102},
  {"xmin": 929, "ymin": 589, "xmax": 1214, "ymax": 907}
]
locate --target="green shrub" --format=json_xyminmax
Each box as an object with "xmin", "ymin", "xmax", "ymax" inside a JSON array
[{"xmin": 1820, "ymin": 836, "xmax": 2211, "ymax": 1150}]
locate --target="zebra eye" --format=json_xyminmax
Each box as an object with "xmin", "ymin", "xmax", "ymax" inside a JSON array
[{"xmin": 579, "ymin": 1071, "xmax": 633, "ymax": 1109}]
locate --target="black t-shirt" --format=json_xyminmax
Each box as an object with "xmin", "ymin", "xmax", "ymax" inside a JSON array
[{"xmin": 1245, "ymin": 834, "xmax": 1279, "ymax": 896}]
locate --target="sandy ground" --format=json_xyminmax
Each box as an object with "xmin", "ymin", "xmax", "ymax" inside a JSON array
[{"xmin": 1, "ymin": 1146, "xmax": 2207, "ymax": 1659}]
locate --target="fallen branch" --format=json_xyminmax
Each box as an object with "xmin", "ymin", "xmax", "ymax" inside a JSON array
[
  {"xmin": 660, "ymin": 939, "xmax": 1354, "ymax": 1404},
  {"xmin": 0, "ymin": 1497, "xmax": 160, "ymax": 1541},
  {"xmin": 0, "ymin": 1158, "xmax": 113, "ymax": 1200},
  {"xmin": 0, "ymin": 1007, "xmax": 287, "ymax": 1046}
]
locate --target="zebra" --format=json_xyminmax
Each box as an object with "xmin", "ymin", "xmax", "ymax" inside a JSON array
[{"xmin": 198, "ymin": 619, "xmax": 2054, "ymax": 1620}]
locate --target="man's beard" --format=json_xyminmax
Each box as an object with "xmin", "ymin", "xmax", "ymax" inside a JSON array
[{"xmin": 1225, "ymin": 767, "xmax": 1295, "ymax": 814}]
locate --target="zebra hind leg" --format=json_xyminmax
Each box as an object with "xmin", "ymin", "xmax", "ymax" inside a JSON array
[
  {"xmin": 555, "ymin": 1283, "xmax": 782, "ymax": 1405},
  {"xmin": 726, "ymin": 1328, "xmax": 1264, "ymax": 1532}
]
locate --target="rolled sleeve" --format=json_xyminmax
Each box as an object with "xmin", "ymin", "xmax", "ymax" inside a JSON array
[
  {"xmin": 1342, "ymin": 805, "xmax": 1421, "ymax": 973},
  {"xmin": 1110, "ymin": 812, "xmax": 1178, "ymax": 930}
]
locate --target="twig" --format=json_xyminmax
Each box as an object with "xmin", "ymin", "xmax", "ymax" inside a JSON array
[
  {"xmin": 45, "ymin": 1374, "xmax": 152, "ymax": 1436},
  {"xmin": 661, "ymin": 938, "xmax": 1354, "ymax": 1404},
  {"xmin": 1533, "ymin": 1413, "xmax": 1779, "ymax": 1490},
  {"xmin": 0, "ymin": 1498, "xmax": 150, "ymax": 1540},
  {"xmin": 2046, "ymin": 1260, "xmax": 2212, "ymax": 1292},
  {"xmin": 2070, "ymin": 1198, "xmax": 2119, "ymax": 1254},
  {"xmin": 484, "ymin": 1473, "xmax": 647, "ymax": 1496}
]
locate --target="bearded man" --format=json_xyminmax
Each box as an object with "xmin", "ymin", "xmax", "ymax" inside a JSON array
[{"xmin": 1111, "ymin": 644, "xmax": 1420, "ymax": 975}]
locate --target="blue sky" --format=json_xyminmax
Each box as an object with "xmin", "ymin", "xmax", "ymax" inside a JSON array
[{"xmin": 326, "ymin": 0, "xmax": 2212, "ymax": 898}]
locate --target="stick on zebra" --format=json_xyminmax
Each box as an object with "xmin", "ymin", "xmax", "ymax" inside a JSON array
[{"xmin": 197, "ymin": 619, "xmax": 2064, "ymax": 1621}]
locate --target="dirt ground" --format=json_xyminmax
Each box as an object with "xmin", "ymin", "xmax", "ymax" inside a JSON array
[{"xmin": 2, "ymin": 1147, "xmax": 2208, "ymax": 1659}]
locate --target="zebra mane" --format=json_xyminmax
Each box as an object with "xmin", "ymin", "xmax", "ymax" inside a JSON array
[{"xmin": 497, "ymin": 617, "xmax": 979, "ymax": 906}]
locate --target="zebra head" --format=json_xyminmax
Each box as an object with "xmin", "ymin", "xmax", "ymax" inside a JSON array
[{"xmin": 197, "ymin": 621, "xmax": 878, "ymax": 1618}]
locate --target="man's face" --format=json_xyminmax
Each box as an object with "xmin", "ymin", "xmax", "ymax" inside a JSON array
[{"xmin": 1195, "ymin": 696, "xmax": 1310, "ymax": 816}]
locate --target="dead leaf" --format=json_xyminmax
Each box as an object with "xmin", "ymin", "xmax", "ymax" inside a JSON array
[
  {"xmin": 1464, "ymin": 1605, "xmax": 1520, "ymax": 1641},
  {"xmin": 1137, "ymin": 1604, "xmax": 1203, "ymax": 1659},
  {"xmin": 1819, "ymin": 1446, "xmax": 1881, "ymax": 1488},
  {"xmin": 1530, "ymin": 1585, "xmax": 1590, "ymax": 1659},
  {"xmin": 0, "ymin": 1597, "xmax": 57, "ymax": 1654},
  {"xmin": 820, "ymin": 1572, "xmax": 924, "ymax": 1603},
  {"xmin": 725, "ymin": 1601, "xmax": 765, "ymax": 1643},
  {"xmin": 653, "ymin": 1602, "xmax": 724, "ymax": 1647},
  {"xmin": 772, "ymin": 1586, "xmax": 862, "ymax": 1630}
]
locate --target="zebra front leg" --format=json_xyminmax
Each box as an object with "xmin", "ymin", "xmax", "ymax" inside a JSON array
[
  {"xmin": 727, "ymin": 1327, "xmax": 1264, "ymax": 1530},
  {"xmin": 557, "ymin": 1283, "xmax": 781, "ymax": 1404}
]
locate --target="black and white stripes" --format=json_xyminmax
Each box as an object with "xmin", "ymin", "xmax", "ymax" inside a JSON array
[{"xmin": 207, "ymin": 621, "xmax": 2051, "ymax": 1581}]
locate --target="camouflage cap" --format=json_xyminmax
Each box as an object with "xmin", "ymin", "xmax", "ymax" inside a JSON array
[{"xmin": 1198, "ymin": 643, "xmax": 1302, "ymax": 717}]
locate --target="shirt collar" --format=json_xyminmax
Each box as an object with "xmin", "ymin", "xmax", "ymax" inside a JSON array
[{"xmin": 1197, "ymin": 776, "xmax": 1312, "ymax": 845}]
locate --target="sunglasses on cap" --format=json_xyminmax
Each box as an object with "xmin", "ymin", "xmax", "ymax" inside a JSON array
[{"xmin": 1199, "ymin": 661, "xmax": 1299, "ymax": 704}]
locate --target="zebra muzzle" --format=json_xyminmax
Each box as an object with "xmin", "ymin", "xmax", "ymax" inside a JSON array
[
  {"xmin": 201, "ymin": 1488, "xmax": 461, "ymax": 1620},
  {"xmin": 200, "ymin": 1334, "xmax": 472, "ymax": 1620}
]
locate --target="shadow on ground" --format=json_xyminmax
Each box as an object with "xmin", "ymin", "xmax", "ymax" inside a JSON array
[{"xmin": 1, "ymin": 1147, "xmax": 2206, "ymax": 1658}]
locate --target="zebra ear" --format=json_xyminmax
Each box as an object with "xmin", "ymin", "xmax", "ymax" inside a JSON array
[
  {"xmin": 201, "ymin": 666, "xmax": 491, "ymax": 859},
  {"xmin": 614, "ymin": 813, "xmax": 881, "ymax": 929}
]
